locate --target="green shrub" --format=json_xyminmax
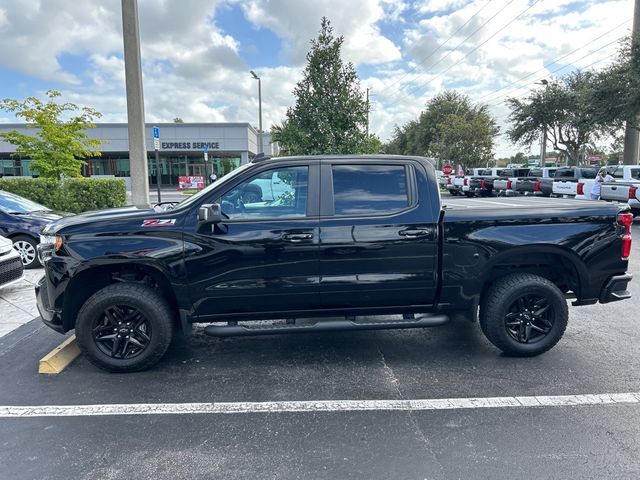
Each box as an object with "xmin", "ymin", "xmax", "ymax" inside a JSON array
[{"xmin": 0, "ymin": 177, "xmax": 127, "ymax": 214}]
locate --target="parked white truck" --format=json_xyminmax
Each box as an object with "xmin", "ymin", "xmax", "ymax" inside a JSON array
[{"xmin": 600, "ymin": 165, "xmax": 640, "ymax": 215}]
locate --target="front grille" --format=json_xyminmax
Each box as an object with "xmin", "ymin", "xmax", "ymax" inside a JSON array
[{"xmin": 0, "ymin": 256, "xmax": 24, "ymax": 285}]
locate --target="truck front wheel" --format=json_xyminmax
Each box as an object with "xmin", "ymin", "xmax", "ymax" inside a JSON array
[
  {"xmin": 479, "ymin": 273, "xmax": 568, "ymax": 357},
  {"xmin": 75, "ymin": 283, "xmax": 174, "ymax": 372}
]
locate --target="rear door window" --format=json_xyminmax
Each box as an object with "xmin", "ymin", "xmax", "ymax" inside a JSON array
[
  {"xmin": 630, "ymin": 168, "xmax": 640, "ymax": 180},
  {"xmin": 554, "ymin": 168, "xmax": 575, "ymax": 179},
  {"xmin": 528, "ymin": 169, "xmax": 542, "ymax": 177},
  {"xmin": 580, "ymin": 168, "xmax": 597, "ymax": 179},
  {"xmin": 331, "ymin": 164, "xmax": 409, "ymax": 216}
]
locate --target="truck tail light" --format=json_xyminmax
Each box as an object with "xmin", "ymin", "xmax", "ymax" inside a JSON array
[
  {"xmin": 534, "ymin": 180, "xmax": 541, "ymax": 192},
  {"xmin": 507, "ymin": 180, "xmax": 512, "ymax": 189},
  {"xmin": 630, "ymin": 185, "xmax": 637, "ymax": 200},
  {"xmin": 481, "ymin": 179, "xmax": 486, "ymax": 189},
  {"xmin": 447, "ymin": 177, "xmax": 452, "ymax": 185},
  {"xmin": 464, "ymin": 178, "xmax": 468, "ymax": 186},
  {"xmin": 618, "ymin": 212, "xmax": 634, "ymax": 260},
  {"xmin": 577, "ymin": 183, "xmax": 584, "ymax": 195}
]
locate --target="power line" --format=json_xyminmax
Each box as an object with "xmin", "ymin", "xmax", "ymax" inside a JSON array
[
  {"xmin": 382, "ymin": 0, "xmax": 519, "ymax": 103},
  {"xmin": 390, "ymin": 0, "xmax": 542, "ymax": 105},
  {"xmin": 485, "ymin": 34, "xmax": 626, "ymax": 108},
  {"xmin": 475, "ymin": 19, "xmax": 630, "ymax": 105},
  {"xmin": 376, "ymin": 0, "xmax": 494, "ymax": 96}
]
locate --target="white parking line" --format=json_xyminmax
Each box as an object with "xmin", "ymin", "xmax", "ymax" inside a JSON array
[{"xmin": 1, "ymin": 392, "xmax": 639, "ymax": 418}]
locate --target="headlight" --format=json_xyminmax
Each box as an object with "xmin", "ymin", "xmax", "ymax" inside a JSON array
[{"xmin": 39, "ymin": 235, "xmax": 63, "ymax": 251}]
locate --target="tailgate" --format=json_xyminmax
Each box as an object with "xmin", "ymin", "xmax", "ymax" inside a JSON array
[
  {"xmin": 493, "ymin": 179, "xmax": 509, "ymax": 190},
  {"xmin": 601, "ymin": 183, "xmax": 633, "ymax": 201},
  {"xmin": 553, "ymin": 180, "xmax": 578, "ymax": 196},
  {"xmin": 517, "ymin": 179, "xmax": 536, "ymax": 192}
]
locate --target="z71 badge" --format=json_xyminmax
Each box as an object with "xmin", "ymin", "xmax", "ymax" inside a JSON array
[{"xmin": 142, "ymin": 219, "xmax": 176, "ymax": 227}]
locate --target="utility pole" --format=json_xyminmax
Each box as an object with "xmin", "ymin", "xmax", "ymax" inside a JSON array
[
  {"xmin": 121, "ymin": 0, "xmax": 149, "ymax": 207},
  {"xmin": 623, "ymin": 0, "xmax": 640, "ymax": 165},
  {"xmin": 366, "ymin": 88, "xmax": 370, "ymax": 136},
  {"xmin": 535, "ymin": 79, "xmax": 549, "ymax": 167},
  {"xmin": 250, "ymin": 71, "xmax": 263, "ymax": 154},
  {"xmin": 539, "ymin": 128, "xmax": 547, "ymax": 166}
]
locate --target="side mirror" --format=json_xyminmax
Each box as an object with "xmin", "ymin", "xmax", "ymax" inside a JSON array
[{"xmin": 198, "ymin": 203, "xmax": 222, "ymax": 223}]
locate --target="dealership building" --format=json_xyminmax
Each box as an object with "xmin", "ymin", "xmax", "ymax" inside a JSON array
[{"xmin": 0, "ymin": 122, "xmax": 278, "ymax": 187}]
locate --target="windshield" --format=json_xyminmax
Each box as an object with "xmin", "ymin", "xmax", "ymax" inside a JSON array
[
  {"xmin": 171, "ymin": 162, "xmax": 255, "ymax": 211},
  {"xmin": 0, "ymin": 191, "xmax": 50, "ymax": 214}
]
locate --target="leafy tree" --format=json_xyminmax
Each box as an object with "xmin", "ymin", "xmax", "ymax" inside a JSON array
[
  {"xmin": 506, "ymin": 72, "xmax": 613, "ymax": 166},
  {"xmin": 590, "ymin": 35, "xmax": 640, "ymax": 132},
  {"xmin": 0, "ymin": 90, "xmax": 102, "ymax": 179},
  {"xmin": 271, "ymin": 17, "xmax": 379, "ymax": 155},
  {"xmin": 173, "ymin": 117, "xmax": 184, "ymax": 123},
  {"xmin": 385, "ymin": 91, "xmax": 499, "ymax": 169}
]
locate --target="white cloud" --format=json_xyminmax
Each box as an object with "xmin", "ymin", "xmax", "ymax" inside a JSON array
[
  {"xmin": 237, "ymin": 0, "xmax": 401, "ymax": 65},
  {"xmin": 0, "ymin": 0, "xmax": 633, "ymax": 158}
]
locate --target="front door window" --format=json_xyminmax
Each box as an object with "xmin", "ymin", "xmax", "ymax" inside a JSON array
[{"xmin": 218, "ymin": 166, "xmax": 309, "ymax": 220}]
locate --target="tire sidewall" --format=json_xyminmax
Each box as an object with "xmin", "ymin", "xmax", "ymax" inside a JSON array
[
  {"xmin": 76, "ymin": 287, "xmax": 173, "ymax": 372},
  {"xmin": 490, "ymin": 283, "xmax": 567, "ymax": 355}
]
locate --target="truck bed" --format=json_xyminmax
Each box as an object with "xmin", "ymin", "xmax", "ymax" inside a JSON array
[
  {"xmin": 441, "ymin": 196, "xmax": 623, "ymax": 219},
  {"xmin": 443, "ymin": 196, "xmax": 601, "ymax": 209}
]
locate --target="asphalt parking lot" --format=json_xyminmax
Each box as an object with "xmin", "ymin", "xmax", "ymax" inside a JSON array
[{"xmin": 0, "ymin": 222, "xmax": 639, "ymax": 479}]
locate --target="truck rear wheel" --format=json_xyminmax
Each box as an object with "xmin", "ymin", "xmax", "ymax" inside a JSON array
[
  {"xmin": 479, "ymin": 273, "xmax": 568, "ymax": 357},
  {"xmin": 75, "ymin": 283, "xmax": 174, "ymax": 372}
]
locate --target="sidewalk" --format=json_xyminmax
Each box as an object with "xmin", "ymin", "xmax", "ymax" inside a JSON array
[{"xmin": 0, "ymin": 269, "xmax": 42, "ymax": 337}]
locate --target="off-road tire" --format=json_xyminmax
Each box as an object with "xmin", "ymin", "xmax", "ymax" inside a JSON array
[
  {"xmin": 479, "ymin": 273, "xmax": 568, "ymax": 357},
  {"xmin": 75, "ymin": 283, "xmax": 174, "ymax": 372}
]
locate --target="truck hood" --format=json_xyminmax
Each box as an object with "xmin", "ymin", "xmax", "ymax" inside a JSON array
[{"xmin": 42, "ymin": 205, "xmax": 156, "ymax": 235}]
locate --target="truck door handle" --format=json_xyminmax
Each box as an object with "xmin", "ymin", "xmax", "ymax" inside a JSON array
[
  {"xmin": 283, "ymin": 233, "xmax": 313, "ymax": 243},
  {"xmin": 399, "ymin": 229, "xmax": 429, "ymax": 238}
]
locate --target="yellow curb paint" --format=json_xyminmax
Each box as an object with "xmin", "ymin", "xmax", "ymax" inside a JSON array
[{"xmin": 38, "ymin": 335, "xmax": 81, "ymax": 375}]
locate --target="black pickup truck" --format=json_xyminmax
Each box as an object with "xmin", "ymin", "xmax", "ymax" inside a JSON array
[
  {"xmin": 468, "ymin": 168, "xmax": 505, "ymax": 197},
  {"xmin": 514, "ymin": 167, "xmax": 559, "ymax": 197},
  {"xmin": 36, "ymin": 155, "xmax": 633, "ymax": 372}
]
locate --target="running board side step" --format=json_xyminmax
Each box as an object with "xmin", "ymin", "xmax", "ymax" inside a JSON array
[{"xmin": 204, "ymin": 315, "xmax": 449, "ymax": 337}]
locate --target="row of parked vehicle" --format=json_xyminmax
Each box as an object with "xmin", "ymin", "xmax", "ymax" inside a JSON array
[{"xmin": 439, "ymin": 165, "xmax": 640, "ymax": 215}]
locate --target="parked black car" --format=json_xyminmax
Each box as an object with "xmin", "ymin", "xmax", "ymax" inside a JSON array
[
  {"xmin": 0, "ymin": 191, "xmax": 62, "ymax": 268},
  {"xmin": 36, "ymin": 155, "xmax": 633, "ymax": 372}
]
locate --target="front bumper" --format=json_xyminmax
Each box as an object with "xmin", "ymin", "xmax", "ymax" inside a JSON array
[
  {"xmin": 599, "ymin": 274, "xmax": 632, "ymax": 304},
  {"xmin": 0, "ymin": 248, "xmax": 24, "ymax": 290},
  {"xmin": 35, "ymin": 275, "xmax": 65, "ymax": 333}
]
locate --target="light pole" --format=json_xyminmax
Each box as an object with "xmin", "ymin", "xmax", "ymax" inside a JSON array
[
  {"xmin": 250, "ymin": 70, "xmax": 263, "ymax": 154},
  {"xmin": 535, "ymin": 79, "xmax": 548, "ymax": 167},
  {"xmin": 121, "ymin": 0, "xmax": 149, "ymax": 207}
]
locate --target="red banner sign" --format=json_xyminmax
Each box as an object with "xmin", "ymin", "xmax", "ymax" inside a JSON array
[{"xmin": 178, "ymin": 176, "xmax": 205, "ymax": 190}]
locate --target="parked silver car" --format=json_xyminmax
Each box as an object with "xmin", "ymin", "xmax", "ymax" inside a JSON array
[{"xmin": 0, "ymin": 235, "xmax": 24, "ymax": 289}]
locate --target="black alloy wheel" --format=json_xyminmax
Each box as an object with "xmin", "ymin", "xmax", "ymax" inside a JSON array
[
  {"xmin": 504, "ymin": 294, "xmax": 554, "ymax": 344},
  {"xmin": 92, "ymin": 305, "xmax": 152, "ymax": 359},
  {"xmin": 75, "ymin": 283, "xmax": 174, "ymax": 372},
  {"xmin": 480, "ymin": 273, "xmax": 568, "ymax": 357}
]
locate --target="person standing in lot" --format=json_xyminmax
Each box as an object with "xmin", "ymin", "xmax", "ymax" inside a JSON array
[
  {"xmin": 209, "ymin": 171, "xmax": 218, "ymax": 184},
  {"xmin": 591, "ymin": 168, "xmax": 614, "ymax": 200}
]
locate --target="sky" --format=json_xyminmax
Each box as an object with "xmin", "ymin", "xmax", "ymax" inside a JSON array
[{"xmin": 0, "ymin": 0, "xmax": 634, "ymax": 157}]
